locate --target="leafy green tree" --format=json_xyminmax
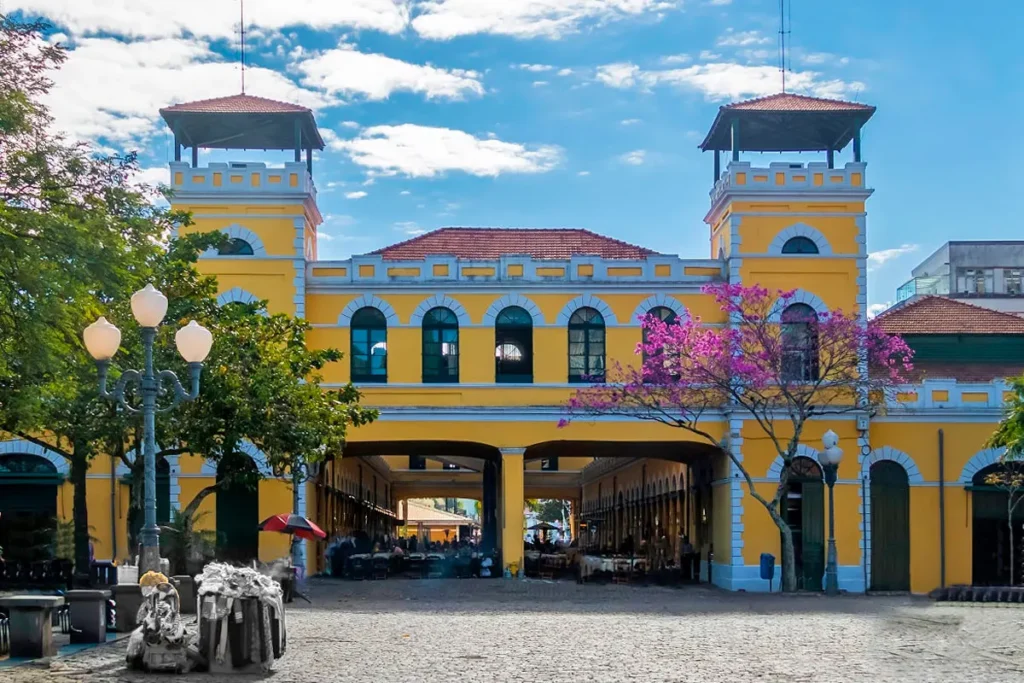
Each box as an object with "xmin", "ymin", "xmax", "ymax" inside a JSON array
[{"xmin": 988, "ymin": 376, "xmax": 1024, "ymax": 584}]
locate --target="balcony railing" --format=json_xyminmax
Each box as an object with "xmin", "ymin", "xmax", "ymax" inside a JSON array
[{"xmin": 710, "ymin": 161, "xmax": 868, "ymax": 206}]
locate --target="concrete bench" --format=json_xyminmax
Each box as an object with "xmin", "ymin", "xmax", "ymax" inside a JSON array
[
  {"xmin": 111, "ymin": 584, "xmax": 143, "ymax": 632},
  {"xmin": 65, "ymin": 589, "xmax": 110, "ymax": 643},
  {"xmin": 0, "ymin": 595, "xmax": 63, "ymax": 658}
]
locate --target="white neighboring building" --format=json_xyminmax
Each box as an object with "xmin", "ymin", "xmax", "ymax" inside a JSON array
[{"xmin": 896, "ymin": 241, "xmax": 1024, "ymax": 313}]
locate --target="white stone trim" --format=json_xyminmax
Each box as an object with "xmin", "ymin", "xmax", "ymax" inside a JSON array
[
  {"xmin": 200, "ymin": 440, "xmax": 274, "ymax": 478},
  {"xmin": 766, "ymin": 444, "xmax": 820, "ymax": 479},
  {"xmin": 860, "ymin": 446, "xmax": 924, "ymax": 483},
  {"xmin": 959, "ymin": 447, "xmax": 1007, "ymax": 484},
  {"xmin": 217, "ymin": 287, "xmax": 260, "ymax": 306},
  {"xmin": 770, "ymin": 289, "xmax": 828, "ymax": 321},
  {"xmin": 767, "ymin": 223, "xmax": 833, "ymax": 256},
  {"xmin": 481, "ymin": 294, "xmax": 545, "ymax": 326},
  {"xmin": 337, "ymin": 294, "xmax": 399, "ymax": 328},
  {"xmin": 409, "ymin": 294, "xmax": 471, "ymax": 327},
  {"xmin": 0, "ymin": 439, "xmax": 69, "ymax": 475},
  {"xmin": 201, "ymin": 224, "xmax": 268, "ymax": 257},
  {"xmin": 629, "ymin": 294, "xmax": 689, "ymax": 326},
  {"xmin": 555, "ymin": 294, "xmax": 618, "ymax": 326}
]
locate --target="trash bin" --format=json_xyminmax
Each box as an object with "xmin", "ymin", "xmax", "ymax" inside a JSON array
[{"xmin": 760, "ymin": 553, "xmax": 776, "ymax": 592}]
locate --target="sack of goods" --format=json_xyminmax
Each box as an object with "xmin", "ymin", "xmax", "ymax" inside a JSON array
[{"xmin": 195, "ymin": 563, "xmax": 287, "ymax": 674}]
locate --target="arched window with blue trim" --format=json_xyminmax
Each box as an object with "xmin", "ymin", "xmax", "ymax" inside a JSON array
[
  {"xmin": 781, "ymin": 303, "xmax": 819, "ymax": 381},
  {"xmin": 568, "ymin": 307, "xmax": 605, "ymax": 383},
  {"xmin": 495, "ymin": 306, "xmax": 533, "ymax": 383},
  {"xmin": 422, "ymin": 307, "xmax": 459, "ymax": 383},
  {"xmin": 781, "ymin": 236, "xmax": 819, "ymax": 254},
  {"xmin": 218, "ymin": 238, "xmax": 254, "ymax": 256},
  {"xmin": 351, "ymin": 307, "xmax": 388, "ymax": 383}
]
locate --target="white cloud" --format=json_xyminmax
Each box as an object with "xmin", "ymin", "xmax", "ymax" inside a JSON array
[
  {"xmin": 295, "ymin": 46, "xmax": 484, "ymax": 101},
  {"xmin": 134, "ymin": 166, "xmax": 171, "ymax": 186},
  {"xmin": 345, "ymin": 191, "xmax": 369, "ymax": 199},
  {"xmin": 799, "ymin": 52, "xmax": 851, "ymax": 67},
  {"xmin": 661, "ymin": 54, "xmax": 691, "ymax": 65},
  {"xmin": 595, "ymin": 62, "xmax": 641, "ymax": 88},
  {"xmin": 577, "ymin": 170, "xmax": 591, "ymax": 176},
  {"xmin": 868, "ymin": 244, "xmax": 919, "ymax": 271},
  {"xmin": 515, "ymin": 63, "xmax": 553, "ymax": 72},
  {"xmin": 399, "ymin": 190, "xmax": 412, "ymax": 195},
  {"xmin": 708, "ymin": 0, "xmax": 732, "ymax": 4},
  {"xmin": 44, "ymin": 37, "xmax": 334, "ymax": 143},
  {"xmin": 532, "ymin": 80, "xmax": 549, "ymax": 87},
  {"xmin": 867, "ymin": 302, "xmax": 891, "ymax": 319},
  {"xmin": 394, "ymin": 220, "xmax": 425, "ymax": 235},
  {"xmin": 717, "ymin": 29, "xmax": 771, "ymax": 47},
  {"xmin": 317, "ymin": 231, "xmax": 335, "ymax": 242},
  {"xmin": 620, "ymin": 118, "xmax": 642, "ymax": 126},
  {"xmin": 48, "ymin": 31, "xmax": 69, "ymax": 45},
  {"xmin": 340, "ymin": 121, "xmax": 361, "ymax": 129},
  {"xmin": 620, "ymin": 149, "xmax": 646, "ymax": 165},
  {"xmin": 411, "ymin": 0, "xmax": 679, "ymax": 40},
  {"xmin": 699, "ymin": 50, "xmax": 721, "ymax": 60},
  {"xmin": 330, "ymin": 124, "xmax": 562, "ymax": 178},
  {"xmin": 596, "ymin": 60, "xmax": 865, "ymax": 100},
  {"xmin": 11, "ymin": 0, "xmax": 409, "ymax": 39},
  {"xmin": 557, "ymin": 68, "xmax": 574, "ymax": 76}
]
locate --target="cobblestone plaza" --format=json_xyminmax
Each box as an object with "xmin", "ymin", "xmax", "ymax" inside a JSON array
[{"xmin": 5, "ymin": 580, "xmax": 1024, "ymax": 682}]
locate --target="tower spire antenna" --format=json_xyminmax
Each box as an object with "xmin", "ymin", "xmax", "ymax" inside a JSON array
[
  {"xmin": 778, "ymin": 0, "xmax": 791, "ymax": 93},
  {"xmin": 239, "ymin": 0, "xmax": 246, "ymax": 94}
]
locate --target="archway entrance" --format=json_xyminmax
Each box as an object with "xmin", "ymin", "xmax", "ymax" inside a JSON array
[
  {"xmin": 216, "ymin": 454, "xmax": 259, "ymax": 563},
  {"xmin": 972, "ymin": 463, "xmax": 1024, "ymax": 586},
  {"xmin": 0, "ymin": 453, "xmax": 60, "ymax": 563},
  {"xmin": 870, "ymin": 460, "xmax": 910, "ymax": 591},
  {"xmin": 784, "ymin": 457, "xmax": 824, "ymax": 591}
]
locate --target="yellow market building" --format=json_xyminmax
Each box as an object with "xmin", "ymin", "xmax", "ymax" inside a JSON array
[{"xmin": 1, "ymin": 91, "xmax": 1021, "ymax": 594}]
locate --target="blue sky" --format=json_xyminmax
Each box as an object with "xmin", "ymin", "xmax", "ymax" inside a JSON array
[{"xmin": 15, "ymin": 0, "xmax": 1022, "ymax": 314}]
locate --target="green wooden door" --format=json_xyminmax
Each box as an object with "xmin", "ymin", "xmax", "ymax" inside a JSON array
[
  {"xmin": 216, "ymin": 457, "xmax": 259, "ymax": 563},
  {"xmin": 870, "ymin": 461, "xmax": 910, "ymax": 591},
  {"xmin": 801, "ymin": 478, "xmax": 825, "ymax": 591}
]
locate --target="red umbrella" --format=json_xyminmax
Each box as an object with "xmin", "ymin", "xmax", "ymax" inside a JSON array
[{"xmin": 258, "ymin": 514, "xmax": 327, "ymax": 542}]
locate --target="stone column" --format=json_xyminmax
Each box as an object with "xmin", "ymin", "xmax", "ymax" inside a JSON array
[{"xmin": 499, "ymin": 448, "xmax": 525, "ymax": 576}]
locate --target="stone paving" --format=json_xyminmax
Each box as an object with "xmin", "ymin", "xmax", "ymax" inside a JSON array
[{"xmin": 5, "ymin": 578, "xmax": 1024, "ymax": 682}]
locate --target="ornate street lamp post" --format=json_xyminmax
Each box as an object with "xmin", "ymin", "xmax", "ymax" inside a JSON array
[
  {"xmin": 818, "ymin": 429, "xmax": 844, "ymax": 596},
  {"xmin": 83, "ymin": 284, "xmax": 213, "ymax": 574}
]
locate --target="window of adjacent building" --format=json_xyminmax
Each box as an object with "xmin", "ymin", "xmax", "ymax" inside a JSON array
[
  {"xmin": 409, "ymin": 455, "xmax": 426, "ymax": 470},
  {"xmin": 541, "ymin": 457, "xmax": 559, "ymax": 471},
  {"xmin": 781, "ymin": 303, "xmax": 819, "ymax": 382},
  {"xmin": 781, "ymin": 236, "xmax": 819, "ymax": 254},
  {"xmin": 958, "ymin": 268, "xmax": 994, "ymax": 295},
  {"xmin": 443, "ymin": 462, "xmax": 459, "ymax": 470},
  {"xmin": 350, "ymin": 307, "xmax": 387, "ymax": 383},
  {"xmin": 422, "ymin": 307, "xmax": 459, "ymax": 383},
  {"xmin": 568, "ymin": 307, "xmax": 606, "ymax": 383},
  {"xmin": 1006, "ymin": 269, "xmax": 1022, "ymax": 295},
  {"xmin": 494, "ymin": 306, "xmax": 533, "ymax": 383},
  {"xmin": 218, "ymin": 238, "xmax": 254, "ymax": 256}
]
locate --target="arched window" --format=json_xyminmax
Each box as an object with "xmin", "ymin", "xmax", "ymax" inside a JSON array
[
  {"xmin": 495, "ymin": 306, "xmax": 533, "ymax": 383},
  {"xmin": 568, "ymin": 307, "xmax": 605, "ymax": 383},
  {"xmin": 422, "ymin": 307, "xmax": 459, "ymax": 383},
  {"xmin": 350, "ymin": 307, "xmax": 387, "ymax": 383},
  {"xmin": 781, "ymin": 303, "xmax": 819, "ymax": 382},
  {"xmin": 642, "ymin": 306, "xmax": 678, "ymax": 368},
  {"xmin": 218, "ymin": 238, "xmax": 255, "ymax": 256},
  {"xmin": 781, "ymin": 236, "xmax": 819, "ymax": 254}
]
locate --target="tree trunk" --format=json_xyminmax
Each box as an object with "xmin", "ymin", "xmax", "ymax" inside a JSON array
[
  {"xmin": 182, "ymin": 482, "xmax": 219, "ymax": 522},
  {"xmin": 756, "ymin": 497, "xmax": 797, "ymax": 592},
  {"xmin": 70, "ymin": 449, "xmax": 91, "ymax": 587}
]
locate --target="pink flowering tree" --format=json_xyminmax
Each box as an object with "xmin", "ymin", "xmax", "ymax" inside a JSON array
[{"xmin": 561, "ymin": 283, "xmax": 913, "ymax": 592}]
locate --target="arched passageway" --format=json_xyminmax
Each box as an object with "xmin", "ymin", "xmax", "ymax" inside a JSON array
[
  {"xmin": 0, "ymin": 453, "xmax": 60, "ymax": 563},
  {"xmin": 870, "ymin": 460, "xmax": 910, "ymax": 591},
  {"xmin": 972, "ymin": 463, "xmax": 1024, "ymax": 586},
  {"xmin": 216, "ymin": 454, "xmax": 260, "ymax": 563}
]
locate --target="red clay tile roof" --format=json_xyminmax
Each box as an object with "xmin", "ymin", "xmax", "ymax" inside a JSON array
[
  {"xmin": 724, "ymin": 93, "xmax": 875, "ymax": 112},
  {"xmin": 370, "ymin": 228, "xmax": 658, "ymax": 261},
  {"xmin": 902, "ymin": 362, "xmax": 1024, "ymax": 383},
  {"xmin": 160, "ymin": 93, "xmax": 311, "ymax": 115},
  {"xmin": 874, "ymin": 296, "xmax": 1024, "ymax": 335}
]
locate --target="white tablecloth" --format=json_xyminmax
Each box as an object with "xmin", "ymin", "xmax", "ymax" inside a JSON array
[{"xmin": 580, "ymin": 556, "xmax": 645, "ymax": 579}]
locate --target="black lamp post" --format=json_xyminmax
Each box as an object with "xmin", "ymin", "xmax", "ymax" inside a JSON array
[{"xmin": 818, "ymin": 429, "xmax": 844, "ymax": 596}]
